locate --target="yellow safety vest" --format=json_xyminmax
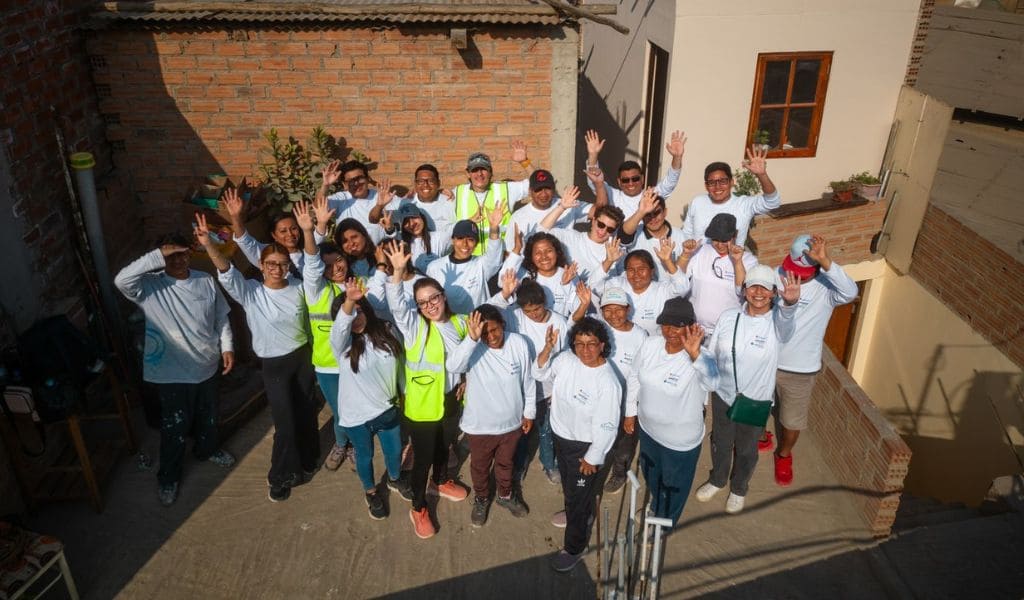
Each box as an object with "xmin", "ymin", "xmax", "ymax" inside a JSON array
[
  {"xmin": 454, "ymin": 183, "xmax": 511, "ymax": 255},
  {"xmin": 306, "ymin": 281, "xmax": 344, "ymax": 369},
  {"xmin": 403, "ymin": 314, "xmax": 467, "ymax": 421}
]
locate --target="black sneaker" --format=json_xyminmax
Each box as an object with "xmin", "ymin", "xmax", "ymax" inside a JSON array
[
  {"xmin": 604, "ymin": 472, "xmax": 626, "ymax": 495},
  {"xmin": 366, "ymin": 492, "xmax": 387, "ymax": 520},
  {"xmin": 550, "ymin": 549, "xmax": 584, "ymax": 573},
  {"xmin": 470, "ymin": 496, "xmax": 489, "ymax": 527},
  {"xmin": 496, "ymin": 492, "xmax": 529, "ymax": 518},
  {"xmin": 268, "ymin": 485, "xmax": 291, "ymax": 503},
  {"xmin": 387, "ymin": 476, "xmax": 413, "ymax": 502},
  {"xmin": 299, "ymin": 464, "xmax": 321, "ymax": 486}
]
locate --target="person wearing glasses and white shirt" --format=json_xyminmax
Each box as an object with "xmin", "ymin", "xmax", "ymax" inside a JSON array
[
  {"xmin": 681, "ymin": 147, "xmax": 779, "ymax": 247},
  {"xmin": 583, "ymin": 129, "xmax": 687, "ymax": 218},
  {"xmin": 538, "ymin": 187, "xmax": 628, "ymax": 282},
  {"xmin": 317, "ymin": 159, "xmax": 399, "ymax": 245},
  {"xmin": 677, "ymin": 213, "xmax": 757, "ymax": 336}
]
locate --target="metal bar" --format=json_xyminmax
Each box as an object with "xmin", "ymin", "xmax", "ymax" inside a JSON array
[
  {"xmin": 646, "ymin": 517, "xmax": 673, "ymax": 600},
  {"xmin": 626, "ymin": 470, "xmax": 641, "ymax": 590},
  {"xmin": 616, "ymin": 534, "xmax": 626, "ymax": 599}
]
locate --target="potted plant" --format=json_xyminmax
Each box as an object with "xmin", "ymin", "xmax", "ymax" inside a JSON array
[
  {"xmin": 733, "ymin": 166, "xmax": 762, "ymax": 197},
  {"xmin": 850, "ymin": 171, "xmax": 882, "ymax": 199},
  {"xmin": 752, "ymin": 129, "xmax": 771, "ymax": 152},
  {"xmin": 257, "ymin": 126, "xmax": 365, "ymax": 214},
  {"xmin": 829, "ymin": 180, "xmax": 856, "ymax": 203}
]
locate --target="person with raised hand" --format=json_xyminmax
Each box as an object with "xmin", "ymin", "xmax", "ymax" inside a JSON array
[
  {"xmin": 446, "ymin": 305, "xmax": 535, "ymax": 527},
  {"xmin": 618, "ymin": 185, "xmax": 687, "ymax": 281},
  {"xmin": 625, "ymin": 298, "xmax": 719, "ymax": 525},
  {"xmin": 196, "ymin": 211, "xmax": 318, "ymax": 503},
  {"xmin": 114, "ymin": 231, "xmax": 236, "ymax": 507},
  {"xmin": 452, "ymin": 143, "xmax": 533, "ymax": 256},
  {"xmin": 538, "ymin": 185, "xmax": 627, "ymax": 281},
  {"xmin": 504, "ymin": 169, "xmax": 589, "ymax": 250},
  {"xmin": 584, "ymin": 128, "xmax": 686, "ymax": 217},
  {"xmin": 223, "ymin": 186, "xmax": 305, "ymax": 274},
  {"xmin": 318, "ymin": 159, "xmax": 399, "ymax": 244},
  {"xmin": 497, "ymin": 225, "xmax": 588, "ymax": 322},
  {"xmin": 425, "ymin": 198, "xmax": 506, "ymax": 315}
]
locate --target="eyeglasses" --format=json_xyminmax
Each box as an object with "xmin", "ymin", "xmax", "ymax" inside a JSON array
[
  {"xmin": 416, "ymin": 292, "xmax": 444, "ymax": 309},
  {"xmin": 345, "ymin": 176, "xmax": 367, "ymax": 186},
  {"xmin": 644, "ymin": 207, "xmax": 664, "ymax": 217},
  {"xmin": 619, "ymin": 175, "xmax": 642, "ymax": 184},
  {"xmin": 705, "ymin": 178, "xmax": 731, "ymax": 188},
  {"xmin": 712, "ymin": 255, "xmax": 729, "ymax": 279},
  {"xmin": 263, "ymin": 260, "xmax": 291, "ymax": 271},
  {"xmin": 594, "ymin": 220, "xmax": 618, "ymax": 232},
  {"xmin": 573, "ymin": 341, "xmax": 602, "ymax": 349}
]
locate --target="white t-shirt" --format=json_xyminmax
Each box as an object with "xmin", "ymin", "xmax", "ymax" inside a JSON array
[
  {"xmin": 777, "ymin": 264, "xmax": 858, "ymax": 373},
  {"xmin": 544, "ymin": 227, "xmax": 611, "ymax": 282},
  {"xmin": 633, "ymin": 225, "xmax": 687, "ymax": 281},
  {"xmin": 535, "ymin": 351, "xmax": 622, "ymax": 466},
  {"xmin": 707, "ymin": 304, "xmax": 796, "ymax": 405},
  {"xmin": 682, "ymin": 191, "xmax": 781, "ymax": 247},
  {"xmin": 329, "ymin": 311, "xmax": 399, "ymax": 427},
  {"xmin": 447, "ymin": 333, "xmax": 536, "ymax": 435},
  {"xmin": 626, "ymin": 337, "xmax": 719, "ymax": 451},
  {"xmin": 499, "ymin": 252, "xmax": 581, "ymax": 319},
  {"xmin": 591, "ymin": 271, "xmax": 691, "ymax": 336},
  {"xmin": 425, "ymin": 238, "xmax": 504, "ymax": 315},
  {"xmin": 326, "ymin": 190, "xmax": 401, "ymax": 244},
  {"xmin": 486, "ymin": 294, "xmax": 569, "ymax": 399},
  {"xmin": 504, "ymin": 201, "xmax": 587, "ymax": 248},
  {"xmin": 587, "ymin": 166, "xmax": 681, "ymax": 217},
  {"xmin": 406, "ymin": 193, "xmax": 456, "ymax": 232},
  {"xmin": 217, "ymin": 266, "xmax": 308, "ymax": 359},
  {"xmin": 686, "ymin": 243, "xmax": 758, "ymax": 334},
  {"xmin": 114, "ymin": 249, "xmax": 233, "ymax": 384}
]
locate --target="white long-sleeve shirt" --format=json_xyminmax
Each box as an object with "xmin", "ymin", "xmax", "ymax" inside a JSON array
[
  {"xmin": 217, "ymin": 265, "xmax": 308, "ymax": 359},
  {"xmin": 708, "ymin": 303, "xmax": 796, "ymax": 405},
  {"xmin": 633, "ymin": 225, "xmax": 688, "ymax": 281},
  {"xmin": 682, "ymin": 191, "xmax": 781, "ymax": 247},
  {"xmin": 486, "ymin": 293, "xmax": 569, "ymax": 399},
  {"xmin": 591, "ymin": 271, "xmax": 691, "ymax": 336},
  {"xmin": 498, "ymin": 252, "xmax": 581, "ymax": 319},
  {"xmin": 626, "ymin": 337, "xmax": 719, "ymax": 451},
  {"xmin": 586, "ymin": 166, "xmax": 681, "ymax": 217},
  {"xmin": 777, "ymin": 264, "xmax": 858, "ymax": 373},
  {"xmin": 326, "ymin": 190, "xmax": 401, "ymax": 244},
  {"xmin": 503, "ymin": 201, "xmax": 587, "ymax": 248},
  {"xmin": 535, "ymin": 351, "xmax": 622, "ymax": 466},
  {"xmin": 447, "ymin": 333, "xmax": 536, "ymax": 435},
  {"xmin": 602, "ymin": 321, "xmax": 648, "ymax": 387},
  {"xmin": 233, "ymin": 231, "xmax": 305, "ymax": 273},
  {"xmin": 542, "ymin": 227, "xmax": 611, "ymax": 282},
  {"xmin": 328, "ymin": 311, "xmax": 399, "ymax": 427},
  {"xmin": 386, "ymin": 279, "xmax": 464, "ymax": 393},
  {"xmin": 685, "ymin": 243, "xmax": 758, "ymax": 334},
  {"xmin": 425, "ymin": 238, "xmax": 504, "ymax": 315},
  {"xmin": 114, "ymin": 249, "xmax": 232, "ymax": 384}
]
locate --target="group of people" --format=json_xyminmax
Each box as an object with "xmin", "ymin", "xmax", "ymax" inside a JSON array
[{"xmin": 115, "ymin": 129, "xmax": 858, "ymax": 573}]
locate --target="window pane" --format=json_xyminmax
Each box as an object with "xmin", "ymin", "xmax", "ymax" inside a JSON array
[
  {"xmin": 786, "ymin": 107, "xmax": 814, "ymax": 148},
  {"xmin": 756, "ymin": 108, "xmax": 785, "ymax": 148},
  {"xmin": 760, "ymin": 60, "xmax": 791, "ymax": 105},
  {"xmin": 792, "ymin": 60, "xmax": 821, "ymax": 103}
]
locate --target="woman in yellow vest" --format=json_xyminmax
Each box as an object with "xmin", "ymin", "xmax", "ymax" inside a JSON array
[{"xmin": 383, "ymin": 242, "xmax": 470, "ymax": 540}]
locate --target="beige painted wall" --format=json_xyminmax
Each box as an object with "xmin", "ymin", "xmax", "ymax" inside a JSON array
[
  {"xmin": 663, "ymin": 1, "xmax": 921, "ymax": 220},
  {"xmin": 852, "ymin": 265, "xmax": 1024, "ymax": 505}
]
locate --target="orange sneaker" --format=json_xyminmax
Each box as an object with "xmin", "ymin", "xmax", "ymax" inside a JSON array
[
  {"xmin": 409, "ymin": 507, "xmax": 435, "ymax": 539},
  {"xmin": 428, "ymin": 479, "xmax": 469, "ymax": 502}
]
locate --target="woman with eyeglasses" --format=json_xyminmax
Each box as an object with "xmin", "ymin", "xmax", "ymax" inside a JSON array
[
  {"xmin": 383, "ymin": 241, "xmax": 470, "ymax": 539},
  {"xmin": 677, "ymin": 213, "xmax": 757, "ymax": 337},
  {"xmin": 222, "ymin": 187, "xmax": 305, "ymax": 275},
  {"xmin": 535, "ymin": 317, "xmax": 622, "ymax": 573},
  {"xmin": 195, "ymin": 212, "xmax": 318, "ymax": 503}
]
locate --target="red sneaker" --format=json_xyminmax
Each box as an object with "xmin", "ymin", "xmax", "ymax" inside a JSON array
[
  {"xmin": 774, "ymin": 453, "xmax": 793, "ymax": 487},
  {"xmin": 428, "ymin": 479, "xmax": 469, "ymax": 502},
  {"xmin": 758, "ymin": 431, "xmax": 774, "ymax": 453},
  {"xmin": 409, "ymin": 507, "xmax": 435, "ymax": 539}
]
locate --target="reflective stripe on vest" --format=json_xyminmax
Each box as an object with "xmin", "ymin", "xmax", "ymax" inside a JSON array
[
  {"xmin": 454, "ymin": 183, "xmax": 511, "ymax": 256},
  {"xmin": 403, "ymin": 314, "xmax": 467, "ymax": 421},
  {"xmin": 307, "ymin": 282, "xmax": 343, "ymax": 368}
]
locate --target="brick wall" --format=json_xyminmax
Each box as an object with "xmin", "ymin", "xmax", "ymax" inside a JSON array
[
  {"xmin": 808, "ymin": 348, "xmax": 912, "ymax": 537},
  {"xmin": 85, "ymin": 25, "xmax": 557, "ymax": 240},
  {"xmin": 910, "ymin": 204, "xmax": 1024, "ymax": 369},
  {"xmin": 904, "ymin": 0, "xmax": 935, "ymax": 86},
  {"xmin": 749, "ymin": 199, "xmax": 889, "ymax": 268}
]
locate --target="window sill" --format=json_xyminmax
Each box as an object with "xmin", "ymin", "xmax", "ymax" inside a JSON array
[{"xmin": 767, "ymin": 195, "xmax": 873, "ymax": 219}]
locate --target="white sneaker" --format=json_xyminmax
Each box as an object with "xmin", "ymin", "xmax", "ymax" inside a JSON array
[
  {"xmin": 695, "ymin": 482, "xmax": 723, "ymax": 503},
  {"xmin": 726, "ymin": 492, "xmax": 745, "ymax": 514}
]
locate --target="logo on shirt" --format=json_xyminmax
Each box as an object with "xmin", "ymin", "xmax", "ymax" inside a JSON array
[
  {"xmin": 663, "ymin": 372, "xmax": 681, "ymax": 386},
  {"xmin": 749, "ymin": 335, "xmax": 768, "ymax": 350},
  {"xmin": 572, "ymin": 388, "xmax": 591, "ymax": 405}
]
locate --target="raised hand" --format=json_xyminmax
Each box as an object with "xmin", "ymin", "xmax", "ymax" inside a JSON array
[
  {"xmin": 559, "ymin": 185, "xmax": 580, "ymax": 210},
  {"xmin": 511, "ymin": 140, "xmax": 528, "ymax": 163},
  {"xmin": 561, "ymin": 261, "xmax": 578, "ymax": 286},
  {"xmin": 193, "ymin": 212, "xmax": 212, "ymax": 247},
  {"xmin": 512, "ymin": 223, "xmax": 523, "ymax": 255},
  {"xmin": 682, "ymin": 239, "xmax": 700, "ymax": 257},
  {"xmin": 638, "ymin": 187, "xmax": 658, "ymax": 215},
  {"xmin": 544, "ymin": 325, "xmax": 559, "ymax": 351},
  {"xmin": 604, "ymin": 239, "xmax": 623, "ymax": 264},
  {"xmin": 160, "ymin": 243, "xmax": 190, "ymax": 257},
  {"xmin": 292, "ymin": 200, "xmax": 314, "ymax": 231},
  {"xmin": 313, "ymin": 192, "xmax": 336, "ymax": 227},
  {"xmin": 467, "ymin": 310, "xmax": 483, "ymax": 341},
  {"xmin": 487, "ymin": 199, "xmax": 506, "ymax": 229},
  {"xmin": 681, "ymin": 323, "xmax": 705, "ymax": 360},
  {"xmin": 665, "ymin": 130, "xmax": 687, "ymax": 160},
  {"xmin": 806, "ymin": 234, "xmax": 829, "ymax": 266},
  {"xmin": 585, "ymin": 129, "xmax": 605, "ymax": 156},
  {"xmin": 781, "ymin": 271, "xmax": 801, "ymax": 305},
  {"xmin": 374, "ymin": 241, "xmax": 388, "ymax": 266},
  {"xmin": 655, "ymin": 237, "xmax": 675, "ymax": 263},
  {"xmin": 380, "ymin": 210, "xmax": 393, "ymax": 233},
  {"xmin": 500, "ymin": 268, "xmax": 519, "ymax": 299},
  {"xmin": 575, "ymin": 280, "xmax": 592, "ymax": 308},
  {"xmin": 583, "ymin": 165, "xmax": 605, "ymax": 186},
  {"xmin": 744, "ymin": 145, "xmax": 768, "ymax": 176},
  {"xmin": 223, "ymin": 187, "xmax": 244, "ymax": 220},
  {"xmin": 322, "ymin": 159, "xmax": 342, "ymax": 189},
  {"xmin": 383, "ymin": 239, "xmax": 411, "ymax": 272},
  {"xmin": 728, "ymin": 241, "xmax": 745, "ymax": 264},
  {"xmin": 344, "ymin": 277, "xmax": 366, "ymax": 302},
  {"xmin": 375, "ymin": 177, "xmax": 393, "ymax": 207}
]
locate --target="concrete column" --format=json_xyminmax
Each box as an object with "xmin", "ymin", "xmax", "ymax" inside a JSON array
[{"xmin": 549, "ymin": 25, "xmax": 579, "ymax": 190}]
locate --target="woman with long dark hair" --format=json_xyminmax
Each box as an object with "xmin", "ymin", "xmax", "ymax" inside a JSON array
[
  {"xmin": 328, "ymin": 278, "xmax": 411, "ymax": 519},
  {"xmin": 389, "ymin": 203, "xmax": 451, "ymax": 274},
  {"xmin": 222, "ymin": 187, "xmax": 305, "ymax": 274},
  {"xmin": 384, "ymin": 242, "xmax": 470, "ymax": 539},
  {"xmin": 590, "ymin": 244, "xmax": 690, "ymax": 336},
  {"xmin": 334, "ymin": 218, "xmax": 378, "ymax": 278},
  {"xmin": 500, "ymin": 230, "xmax": 587, "ymax": 321}
]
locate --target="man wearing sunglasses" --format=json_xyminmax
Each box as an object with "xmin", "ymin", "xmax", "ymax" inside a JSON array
[
  {"xmin": 681, "ymin": 146, "xmax": 779, "ymax": 247},
  {"xmin": 538, "ymin": 184, "xmax": 628, "ymax": 281},
  {"xmin": 583, "ymin": 129, "xmax": 687, "ymax": 218}
]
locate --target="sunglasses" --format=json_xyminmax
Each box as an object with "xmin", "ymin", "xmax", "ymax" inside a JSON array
[
  {"xmin": 705, "ymin": 178, "xmax": 731, "ymax": 187},
  {"xmin": 594, "ymin": 220, "xmax": 618, "ymax": 232},
  {"xmin": 619, "ymin": 175, "xmax": 643, "ymax": 184}
]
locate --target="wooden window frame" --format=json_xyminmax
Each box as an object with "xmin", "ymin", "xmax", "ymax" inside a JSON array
[{"xmin": 745, "ymin": 51, "xmax": 832, "ymax": 159}]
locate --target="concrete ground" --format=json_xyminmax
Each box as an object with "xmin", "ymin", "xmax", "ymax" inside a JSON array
[{"xmin": 23, "ymin": 404, "xmax": 1024, "ymax": 599}]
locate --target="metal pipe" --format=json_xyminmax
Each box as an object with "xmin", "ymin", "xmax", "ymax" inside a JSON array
[
  {"xmin": 637, "ymin": 506, "xmax": 650, "ymax": 600},
  {"xmin": 626, "ymin": 470, "xmax": 641, "ymax": 587},
  {"xmin": 603, "ymin": 506, "xmax": 612, "ymax": 596},
  {"xmin": 646, "ymin": 517, "xmax": 673, "ymax": 600},
  {"xmin": 69, "ymin": 153, "xmax": 120, "ymax": 331},
  {"xmin": 616, "ymin": 534, "xmax": 626, "ymax": 599}
]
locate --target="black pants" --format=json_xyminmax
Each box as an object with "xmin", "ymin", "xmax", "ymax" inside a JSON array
[
  {"xmin": 607, "ymin": 427, "xmax": 638, "ymax": 481},
  {"xmin": 154, "ymin": 374, "xmax": 219, "ymax": 486},
  {"xmin": 554, "ymin": 434, "xmax": 607, "ymax": 556},
  {"xmin": 405, "ymin": 391, "xmax": 462, "ymax": 511},
  {"xmin": 261, "ymin": 345, "xmax": 319, "ymax": 488}
]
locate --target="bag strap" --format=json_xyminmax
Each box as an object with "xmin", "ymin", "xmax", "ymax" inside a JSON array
[{"xmin": 730, "ymin": 312, "xmax": 741, "ymax": 395}]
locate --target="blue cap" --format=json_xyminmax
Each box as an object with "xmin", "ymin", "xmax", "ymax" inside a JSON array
[{"xmin": 452, "ymin": 219, "xmax": 479, "ymax": 239}]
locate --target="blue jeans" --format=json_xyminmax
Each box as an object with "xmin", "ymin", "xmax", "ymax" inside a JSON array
[
  {"xmin": 343, "ymin": 406, "xmax": 403, "ymax": 491},
  {"xmin": 638, "ymin": 426, "xmax": 702, "ymax": 526},
  {"xmin": 513, "ymin": 397, "xmax": 556, "ymax": 477},
  {"xmin": 315, "ymin": 372, "xmax": 349, "ymax": 447}
]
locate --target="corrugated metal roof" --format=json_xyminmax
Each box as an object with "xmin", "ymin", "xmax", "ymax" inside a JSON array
[{"xmin": 89, "ymin": 1, "xmax": 615, "ymax": 28}]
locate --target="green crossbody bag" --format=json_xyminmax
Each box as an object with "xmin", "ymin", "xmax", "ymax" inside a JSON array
[{"xmin": 725, "ymin": 313, "xmax": 772, "ymax": 428}]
